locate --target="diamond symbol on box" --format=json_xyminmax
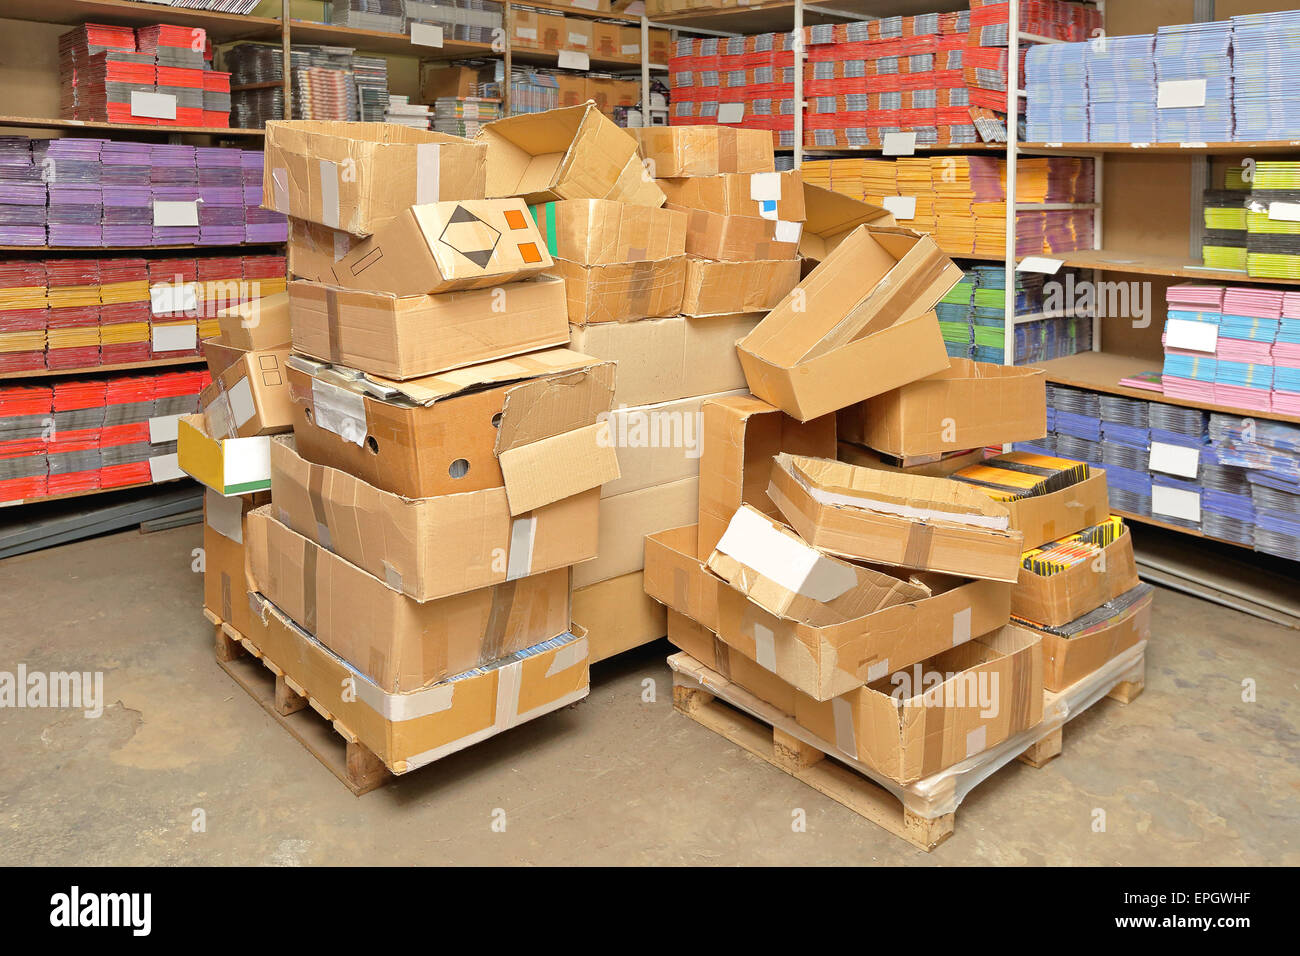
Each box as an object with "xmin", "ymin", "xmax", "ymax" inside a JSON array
[{"xmin": 439, "ymin": 205, "xmax": 500, "ymax": 269}]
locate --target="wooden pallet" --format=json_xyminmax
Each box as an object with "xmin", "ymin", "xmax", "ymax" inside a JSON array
[
  {"xmin": 671, "ymin": 651, "xmax": 1145, "ymax": 852},
  {"xmin": 213, "ymin": 621, "xmax": 393, "ymax": 796}
]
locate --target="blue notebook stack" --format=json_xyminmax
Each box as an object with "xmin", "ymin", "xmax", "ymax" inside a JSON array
[
  {"xmin": 1231, "ymin": 10, "xmax": 1300, "ymax": 141},
  {"xmin": 1154, "ymin": 20, "xmax": 1234, "ymax": 142},
  {"xmin": 1087, "ymin": 34, "xmax": 1157, "ymax": 142},
  {"xmin": 1025, "ymin": 41, "xmax": 1090, "ymax": 142}
]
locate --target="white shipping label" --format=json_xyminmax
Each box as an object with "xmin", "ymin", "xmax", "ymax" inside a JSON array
[
  {"xmin": 151, "ymin": 323, "xmax": 197, "ymax": 353},
  {"xmin": 205, "ymin": 487, "xmax": 245, "ymax": 543},
  {"xmin": 1149, "ymin": 441, "xmax": 1200, "ymax": 479},
  {"xmin": 1152, "ymin": 485, "xmax": 1201, "ymax": 523},
  {"xmin": 749, "ymin": 172, "xmax": 782, "ymax": 202},
  {"xmin": 150, "ymin": 281, "xmax": 197, "ymax": 315},
  {"xmin": 883, "ymin": 195, "xmax": 917, "ymax": 220},
  {"xmin": 1165, "ymin": 316, "xmax": 1219, "ymax": 353},
  {"xmin": 774, "ymin": 220, "xmax": 802, "ymax": 244},
  {"xmin": 516, "ymin": 27, "xmax": 537, "ymax": 40},
  {"xmin": 882, "ymin": 132, "xmax": 917, "ymax": 156},
  {"xmin": 228, "ymin": 377, "xmax": 257, "ymax": 428},
  {"xmin": 310, "ymin": 379, "xmax": 368, "ymax": 447},
  {"xmin": 557, "ymin": 50, "xmax": 589, "ymax": 70},
  {"xmin": 1158, "ymin": 79, "xmax": 1207, "ymax": 109},
  {"xmin": 621, "ymin": 43, "xmax": 638, "ymax": 54},
  {"xmin": 568, "ymin": 32, "xmax": 589, "ymax": 46},
  {"xmin": 1268, "ymin": 201, "xmax": 1300, "ymax": 223},
  {"xmin": 717, "ymin": 102, "xmax": 745, "ymax": 124},
  {"xmin": 148, "ymin": 413, "xmax": 183, "ymax": 445},
  {"xmin": 149, "ymin": 453, "xmax": 183, "ymax": 483},
  {"xmin": 131, "ymin": 91, "xmax": 177, "ymax": 120},
  {"xmin": 410, "ymin": 22, "xmax": 444, "ymax": 47},
  {"xmin": 1017, "ymin": 256, "xmax": 1064, "ymax": 274},
  {"xmin": 153, "ymin": 200, "xmax": 199, "ymax": 227}
]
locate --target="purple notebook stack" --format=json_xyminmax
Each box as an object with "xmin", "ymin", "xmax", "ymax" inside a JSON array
[
  {"xmin": 0, "ymin": 137, "xmax": 46, "ymax": 246},
  {"xmin": 240, "ymin": 150, "xmax": 286, "ymax": 242},
  {"xmin": 101, "ymin": 141, "xmax": 154, "ymax": 246},
  {"xmin": 196, "ymin": 147, "xmax": 245, "ymax": 245},
  {"xmin": 149, "ymin": 144, "xmax": 199, "ymax": 245},
  {"xmin": 37, "ymin": 139, "xmax": 105, "ymax": 247}
]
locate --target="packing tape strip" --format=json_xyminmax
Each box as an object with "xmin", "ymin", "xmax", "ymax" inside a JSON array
[
  {"xmin": 482, "ymin": 580, "xmax": 518, "ymax": 663},
  {"xmin": 505, "ymin": 515, "xmax": 536, "ymax": 582},
  {"xmin": 717, "ymin": 132, "xmax": 737, "ymax": 174},
  {"xmin": 952, "ymin": 607, "xmax": 972, "ymax": 647},
  {"xmin": 319, "ymin": 159, "xmax": 340, "ymax": 230},
  {"xmin": 751, "ymin": 620, "xmax": 776, "ymax": 672},
  {"xmin": 493, "ymin": 659, "xmax": 523, "ymax": 734},
  {"xmin": 831, "ymin": 696, "xmax": 857, "ymax": 758},
  {"xmin": 544, "ymin": 637, "xmax": 586, "ymax": 677},
  {"xmin": 866, "ymin": 657, "xmax": 890, "ymax": 682},
  {"xmin": 901, "ymin": 521, "xmax": 934, "ymax": 570},
  {"xmin": 272, "ymin": 167, "xmax": 288, "ymax": 213},
  {"xmin": 415, "ymin": 143, "xmax": 441, "ymax": 205},
  {"xmin": 221, "ymin": 570, "xmax": 232, "ymax": 623},
  {"xmin": 325, "ymin": 286, "xmax": 341, "ymax": 363},
  {"xmin": 307, "ymin": 463, "xmax": 332, "ymax": 551},
  {"xmin": 302, "ymin": 540, "xmax": 319, "ymax": 635},
  {"xmin": 965, "ymin": 725, "xmax": 987, "ymax": 759},
  {"xmin": 625, "ymin": 260, "xmax": 656, "ymax": 318}
]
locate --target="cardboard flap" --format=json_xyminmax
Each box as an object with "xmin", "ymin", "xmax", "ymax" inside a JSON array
[
  {"xmin": 498, "ymin": 421, "xmax": 621, "ymax": 515},
  {"xmin": 708, "ymin": 505, "xmax": 859, "ymax": 607},
  {"xmin": 799, "ymin": 184, "xmax": 894, "ymax": 261},
  {"xmin": 494, "ymin": 361, "xmax": 617, "ymax": 452}
]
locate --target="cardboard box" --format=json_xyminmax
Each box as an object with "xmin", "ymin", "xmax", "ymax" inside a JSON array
[
  {"xmin": 769, "ymin": 453, "xmax": 1025, "ymax": 582},
  {"xmin": 794, "ymin": 626, "xmax": 1044, "ymax": 783},
  {"xmin": 632, "ymin": 127, "xmax": 775, "ymax": 178},
  {"xmin": 593, "ymin": 21, "xmax": 623, "ymax": 57},
  {"xmin": 286, "ymin": 348, "xmax": 619, "ymax": 504},
  {"xmin": 575, "ymin": 570, "xmax": 667, "ymax": 662},
  {"xmin": 707, "ymin": 505, "xmax": 1011, "ymax": 700},
  {"xmin": 666, "ymin": 610, "xmax": 799, "ymax": 715},
  {"xmin": 529, "ymin": 198, "xmax": 686, "ymax": 263},
  {"xmin": 679, "ymin": 258, "xmax": 801, "ymax": 317},
  {"xmin": 263, "ymin": 121, "xmax": 486, "ymax": 236},
  {"xmin": 511, "ymin": 8, "xmax": 543, "ymax": 48},
  {"xmin": 247, "ymin": 594, "xmax": 588, "ymax": 774},
  {"xmin": 999, "ymin": 469, "xmax": 1111, "ymax": 552},
  {"xmin": 840, "ymin": 359, "xmax": 1047, "ymax": 459},
  {"xmin": 574, "ymin": 475, "xmax": 697, "ymax": 588},
  {"xmin": 555, "ymin": 73, "xmax": 589, "ymax": 109},
  {"xmin": 1011, "ymin": 524, "xmax": 1140, "ymax": 628},
  {"xmin": 420, "ymin": 63, "xmax": 488, "ymax": 101},
  {"xmin": 200, "ymin": 342, "xmax": 293, "ymax": 439},
  {"xmin": 799, "ymin": 183, "xmax": 894, "ymax": 266},
  {"xmin": 837, "ymin": 442, "xmax": 988, "ymax": 478},
  {"xmin": 215, "ymin": 292, "xmax": 291, "ymax": 352},
  {"xmin": 270, "ymin": 437, "xmax": 599, "ymax": 602},
  {"xmin": 617, "ymin": 24, "xmax": 643, "ymax": 58},
  {"xmin": 203, "ymin": 488, "xmax": 269, "ymax": 635},
  {"xmin": 288, "ymin": 276, "xmax": 570, "ymax": 380},
  {"xmin": 247, "ymin": 508, "xmax": 573, "ymax": 693},
  {"xmin": 1031, "ymin": 584, "xmax": 1152, "ymax": 692},
  {"xmin": 736, "ymin": 225, "xmax": 959, "ymax": 421},
  {"xmin": 658, "ymin": 170, "xmax": 805, "ymax": 222},
  {"xmin": 551, "ymin": 257, "xmax": 686, "ymax": 325},
  {"xmin": 287, "ymin": 217, "xmax": 360, "ymax": 283},
  {"xmin": 330, "ymin": 198, "xmax": 553, "ymax": 297},
  {"xmin": 178, "ymin": 414, "xmax": 272, "ymax": 495},
  {"xmin": 697, "ymin": 395, "xmax": 837, "ymax": 559},
  {"xmin": 537, "ymin": 12, "xmax": 567, "ymax": 51},
  {"xmin": 601, "ymin": 389, "xmax": 745, "ymax": 498},
  {"xmin": 477, "ymin": 103, "xmax": 666, "ymax": 207},
  {"xmin": 560, "ymin": 0, "xmax": 612, "ymax": 13},
  {"xmin": 562, "ymin": 18, "xmax": 594, "ymax": 50},
  {"xmin": 568, "ymin": 312, "xmax": 759, "ymax": 407},
  {"xmin": 671, "ymin": 205, "xmax": 801, "ymax": 262},
  {"xmin": 648, "ymin": 28, "xmax": 671, "ymax": 63}
]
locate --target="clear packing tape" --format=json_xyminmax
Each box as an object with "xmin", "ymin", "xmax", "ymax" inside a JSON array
[{"xmin": 668, "ymin": 640, "xmax": 1146, "ymax": 820}]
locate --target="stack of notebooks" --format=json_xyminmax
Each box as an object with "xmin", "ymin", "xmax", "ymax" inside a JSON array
[
  {"xmin": 1025, "ymin": 39, "xmax": 1089, "ymax": 142},
  {"xmin": 1154, "ymin": 20, "xmax": 1234, "ymax": 142},
  {"xmin": 1202, "ymin": 166, "xmax": 1250, "ymax": 271},
  {"xmin": 406, "ymin": 0, "xmax": 503, "ymax": 44},
  {"xmin": 1231, "ymin": 10, "xmax": 1300, "ymax": 141},
  {"xmin": 0, "ymin": 384, "xmax": 55, "ymax": 502},
  {"xmin": 1246, "ymin": 160, "xmax": 1300, "ymax": 279},
  {"xmin": 0, "ymin": 260, "xmax": 48, "ymax": 373},
  {"xmin": 432, "ymin": 97, "xmax": 502, "ymax": 137},
  {"xmin": 0, "ymin": 136, "xmax": 47, "ymax": 247},
  {"xmin": 1086, "ymin": 34, "xmax": 1157, "ymax": 142},
  {"xmin": 331, "ymin": 0, "xmax": 406, "ymax": 33}
]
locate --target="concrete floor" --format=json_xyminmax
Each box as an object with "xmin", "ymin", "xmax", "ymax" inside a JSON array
[{"xmin": 0, "ymin": 523, "xmax": 1296, "ymax": 866}]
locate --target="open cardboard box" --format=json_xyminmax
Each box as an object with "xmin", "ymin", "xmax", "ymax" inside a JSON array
[
  {"xmin": 247, "ymin": 507, "xmax": 573, "ymax": 693},
  {"xmin": 1028, "ymin": 584, "xmax": 1152, "ymax": 692},
  {"xmin": 1012, "ymin": 523, "xmax": 1140, "ymax": 627},
  {"xmin": 671, "ymin": 204, "xmax": 801, "ymax": 261},
  {"xmin": 200, "ymin": 340, "xmax": 293, "ymax": 439},
  {"xmin": 177, "ymin": 413, "xmax": 272, "ymax": 496},
  {"xmin": 840, "ymin": 358, "xmax": 1047, "ymax": 459},
  {"xmin": 288, "ymin": 276, "xmax": 571, "ymax": 380},
  {"xmin": 799, "ymin": 183, "xmax": 895, "ymax": 267},
  {"xmin": 631, "ymin": 127, "xmax": 776, "ymax": 178},
  {"xmin": 837, "ymin": 442, "xmax": 989, "ymax": 478},
  {"xmin": 698, "ymin": 394, "xmax": 837, "ymax": 559},
  {"xmin": 247, "ymin": 594, "xmax": 589, "ymax": 775},
  {"xmin": 477, "ymin": 102, "xmax": 666, "ymax": 207},
  {"xmin": 285, "ymin": 348, "xmax": 619, "ymax": 506},
  {"xmin": 680, "ymin": 258, "xmax": 801, "ymax": 317},
  {"xmin": 666, "ymin": 609, "xmax": 800, "ymax": 716},
  {"xmin": 736, "ymin": 225, "xmax": 959, "ymax": 421},
  {"xmin": 528, "ymin": 198, "xmax": 685, "ymax": 262},
  {"xmin": 657, "ymin": 170, "xmax": 806, "ymax": 222},
  {"xmin": 270, "ymin": 437, "xmax": 599, "ymax": 602},
  {"xmin": 263, "ymin": 121, "xmax": 486, "ymax": 236},
  {"xmin": 330, "ymin": 198, "xmax": 554, "ymax": 297},
  {"xmin": 768, "ymin": 453, "xmax": 1025, "ymax": 582},
  {"xmin": 996, "ymin": 467, "xmax": 1112, "ymax": 551}
]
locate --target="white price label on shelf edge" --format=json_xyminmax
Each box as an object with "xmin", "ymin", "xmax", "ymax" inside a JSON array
[
  {"xmin": 130, "ymin": 91, "xmax": 177, "ymax": 120},
  {"xmin": 148, "ymin": 414, "xmax": 183, "ymax": 445},
  {"xmin": 153, "ymin": 200, "xmax": 199, "ymax": 227},
  {"xmin": 1149, "ymin": 441, "xmax": 1201, "ymax": 479},
  {"xmin": 149, "ymin": 453, "xmax": 184, "ymax": 484},
  {"xmin": 1152, "ymin": 485, "xmax": 1201, "ymax": 523},
  {"xmin": 151, "ymin": 323, "xmax": 197, "ymax": 353},
  {"xmin": 717, "ymin": 103, "xmax": 744, "ymax": 124},
  {"xmin": 1268, "ymin": 201, "xmax": 1300, "ymax": 223},
  {"xmin": 1017, "ymin": 256, "xmax": 1064, "ymax": 274},
  {"xmin": 557, "ymin": 50, "xmax": 590, "ymax": 70},
  {"xmin": 410, "ymin": 23, "xmax": 444, "ymax": 47},
  {"xmin": 881, "ymin": 132, "xmax": 917, "ymax": 156},
  {"xmin": 882, "ymin": 196, "xmax": 917, "ymax": 220},
  {"xmin": 1158, "ymin": 79, "xmax": 1206, "ymax": 109},
  {"xmin": 149, "ymin": 281, "xmax": 197, "ymax": 316},
  {"xmin": 1165, "ymin": 316, "xmax": 1219, "ymax": 353}
]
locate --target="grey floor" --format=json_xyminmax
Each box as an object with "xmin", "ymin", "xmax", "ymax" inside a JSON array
[{"xmin": 0, "ymin": 523, "xmax": 1296, "ymax": 865}]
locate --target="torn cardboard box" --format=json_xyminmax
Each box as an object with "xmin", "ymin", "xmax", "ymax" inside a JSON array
[
  {"xmin": 215, "ymin": 292, "xmax": 291, "ymax": 352},
  {"xmin": 697, "ymin": 394, "xmax": 837, "ymax": 559},
  {"xmin": 632, "ymin": 127, "xmax": 775, "ymax": 178},
  {"xmin": 794, "ymin": 625, "xmax": 1044, "ymax": 783},
  {"xmin": 330, "ymin": 198, "xmax": 553, "ymax": 297},
  {"xmin": 270, "ymin": 437, "xmax": 599, "ymax": 603},
  {"xmin": 177, "ymin": 413, "xmax": 272, "ymax": 496},
  {"xmin": 200, "ymin": 342, "xmax": 293, "ymax": 439},
  {"xmin": 679, "ymin": 258, "xmax": 801, "ymax": 317},
  {"xmin": 285, "ymin": 348, "xmax": 619, "ymax": 505},
  {"xmin": 551, "ymin": 257, "xmax": 687, "ymax": 325},
  {"xmin": 528, "ymin": 198, "xmax": 686, "ymax": 262},
  {"xmin": 288, "ymin": 217, "xmax": 360, "ymax": 283},
  {"xmin": 837, "ymin": 443, "xmax": 988, "ymax": 479},
  {"xmin": 568, "ymin": 312, "xmax": 760, "ymax": 407},
  {"xmin": 799, "ymin": 183, "xmax": 894, "ymax": 267},
  {"xmin": 247, "ymin": 507, "xmax": 572, "ymax": 693},
  {"xmin": 288, "ymin": 276, "xmax": 570, "ymax": 380},
  {"xmin": 981, "ymin": 465, "xmax": 1111, "ymax": 552},
  {"xmin": 263, "ymin": 121, "xmax": 486, "ymax": 235},
  {"xmin": 768, "ymin": 453, "xmax": 1024, "ymax": 582},
  {"xmin": 575, "ymin": 570, "xmax": 668, "ymax": 663},
  {"xmin": 477, "ymin": 103, "xmax": 666, "ymax": 208},
  {"xmin": 247, "ymin": 594, "xmax": 588, "ymax": 774},
  {"xmin": 574, "ymin": 475, "xmax": 697, "ymax": 589},
  {"xmin": 840, "ymin": 359, "xmax": 1047, "ymax": 459},
  {"xmin": 658, "ymin": 170, "xmax": 806, "ymax": 222},
  {"xmin": 667, "ymin": 610, "xmax": 799, "ymax": 716},
  {"xmin": 1012, "ymin": 522, "xmax": 1140, "ymax": 628},
  {"xmin": 737, "ymin": 225, "xmax": 960, "ymax": 421},
  {"xmin": 1029, "ymin": 583, "xmax": 1152, "ymax": 692},
  {"xmin": 671, "ymin": 205, "xmax": 801, "ymax": 261}
]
